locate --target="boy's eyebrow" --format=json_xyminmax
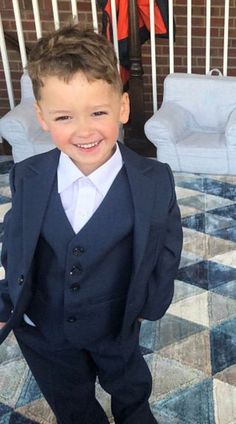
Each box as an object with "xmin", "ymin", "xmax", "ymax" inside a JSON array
[
  {"xmin": 49, "ymin": 104, "xmax": 112, "ymax": 114},
  {"xmin": 49, "ymin": 110, "xmax": 72, "ymax": 114}
]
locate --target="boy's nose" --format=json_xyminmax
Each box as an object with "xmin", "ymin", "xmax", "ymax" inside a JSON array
[{"xmin": 74, "ymin": 119, "xmax": 94, "ymax": 139}]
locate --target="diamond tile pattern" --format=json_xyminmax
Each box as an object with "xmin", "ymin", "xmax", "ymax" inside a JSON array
[
  {"xmin": 0, "ymin": 160, "xmax": 235, "ymax": 424},
  {"xmin": 177, "ymin": 260, "xmax": 236, "ymax": 290}
]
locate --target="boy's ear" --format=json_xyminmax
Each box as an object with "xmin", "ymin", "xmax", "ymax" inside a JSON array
[
  {"xmin": 34, "ymin": 102, "xmax": 49, "ymax": 132},
  {"xmin": 119, "ymin": 92, "xmax": 130, "ymax": 124}
]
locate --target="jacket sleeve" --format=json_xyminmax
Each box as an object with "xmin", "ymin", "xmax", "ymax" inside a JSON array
[
  {"xmin": 140, "ymin": 165, "xmax": 183, "ymax": 320},
  {"xmin": 0, "ymin": 165, "xmax": 15, "ymax": 321}
]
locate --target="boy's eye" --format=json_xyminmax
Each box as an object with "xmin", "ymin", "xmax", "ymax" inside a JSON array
[
  {"xmin": 92, "ymin": 111, "xmax": 107, "ymax": 117},
  {"xmin": 55, "ymin": 115, "xmax": 71, "ymax": 121}
]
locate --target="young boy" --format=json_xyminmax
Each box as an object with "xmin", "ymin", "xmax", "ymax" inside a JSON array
[{"xmin": 0, "ymin": 25, "xmax": 182, "ymax": 424}]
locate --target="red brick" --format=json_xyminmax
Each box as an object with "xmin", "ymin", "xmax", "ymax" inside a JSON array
[
  {"xmin": 211, "ymin": 17, "xmax": 225, "ymax": 27},
  {"xmin": 2, "ymin": 0, "xmax": 14, "ymax": 9}
]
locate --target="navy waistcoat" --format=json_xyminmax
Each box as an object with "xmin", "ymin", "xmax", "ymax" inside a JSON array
[{"xmin": 26, "ymin": 166, "xmax": 134, "ymax": 347}]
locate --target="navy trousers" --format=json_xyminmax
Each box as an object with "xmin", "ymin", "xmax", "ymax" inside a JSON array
[{"xmin": 14, "ymin": 323, "xmax": 157, "ymax": 424}]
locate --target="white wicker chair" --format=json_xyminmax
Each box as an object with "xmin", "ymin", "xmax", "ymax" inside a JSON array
[{"xmin": 145, "ymin": 71, "xmax": 236, "ymax": 175}]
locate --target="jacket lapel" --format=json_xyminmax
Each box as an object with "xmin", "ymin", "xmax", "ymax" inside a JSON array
[
  {"xmin": 119, "ymin": 143, "xmax": 157, "ymax": 281},
  {"xmin": 22, "ymin": 149, "xmax": 60, "ymax": 272}
]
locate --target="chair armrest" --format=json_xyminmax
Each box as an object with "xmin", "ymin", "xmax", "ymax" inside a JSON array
[
  {"xmin": 225, "ymin": 108, "xmax": 236, "ymax": 146},
  {"xmin": 144, "ymin": 102, "xmax": 194, "ymax": 146},
  {"xmin": 0, "ymin": 99, "xmax": 40, "ymax": 140},
  {"xmin": 0, "ymin": 100, "xmax": 53, "ymax": 162}
]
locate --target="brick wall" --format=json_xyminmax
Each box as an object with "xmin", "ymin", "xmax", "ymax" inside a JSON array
[{"xmin": 1, "ymin": 0, "xmax": 236, "ymax": 121}]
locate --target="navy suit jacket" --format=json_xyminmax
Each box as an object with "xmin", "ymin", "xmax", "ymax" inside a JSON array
[{"xmin": 0, "ymin": 143, "xmax": 183, "ymax": 344}]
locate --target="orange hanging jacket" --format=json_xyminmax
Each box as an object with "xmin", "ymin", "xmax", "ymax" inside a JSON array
[{"xmin": 97, "ymin": 0, "xmax": 174, "ymax": 85}]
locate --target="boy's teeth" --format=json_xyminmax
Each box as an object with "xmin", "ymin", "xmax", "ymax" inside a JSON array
[{"xmin": 77, "ymin": 141, "xmax": 99, "ymax": 149}]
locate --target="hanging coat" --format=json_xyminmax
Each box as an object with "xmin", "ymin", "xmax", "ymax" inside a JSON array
[{"xmin": 97, "ymin": 0, "xmax": 174, "ymax": 85}]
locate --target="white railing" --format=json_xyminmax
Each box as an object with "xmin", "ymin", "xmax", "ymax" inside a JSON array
[
  {"xmin": 0, "ymin": 13, "xmax": 14, "ymax": 110},
  {"xmin": 223, "ymin": 0, "xmax": 230, "ymax": 76},
  {"xmin": 32, "ymin": 0, "xmax": 42, "ymax": 39},
  {"xmin": 0, "ymin": 0, "xmax": 233, "ymax": 113},
  {"xmin": 187, "ymin": 0, "xmax": 192, "ymax": 73}
]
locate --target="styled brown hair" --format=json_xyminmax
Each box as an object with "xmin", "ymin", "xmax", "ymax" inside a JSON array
[{"xmin": 27, "ymin": 25, "xmax": 122, "ymax": 100}]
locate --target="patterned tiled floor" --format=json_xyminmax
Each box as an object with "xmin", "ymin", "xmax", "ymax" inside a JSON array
[{"xmin": 0, "ymin": 158, "xmax": 235, "ymax": 424}]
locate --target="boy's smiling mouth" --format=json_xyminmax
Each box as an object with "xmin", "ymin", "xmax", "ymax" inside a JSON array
[{"xmin": 75, "ymin": 140, "xmax": 102, "ymax": 150}]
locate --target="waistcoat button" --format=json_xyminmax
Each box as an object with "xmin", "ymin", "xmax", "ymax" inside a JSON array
[
  {"xmin": 17, "ymin": 275, "xmax": 24, "ymax": 285},
  {"xmin": 73, "ymin": 247, "xmax": 85, "ymax": 256},
  {"xmin": 70, "ymin": 283, "xmax": 80, "ymax": 291},
  {"xmin": 66, "ymin": 316, "xmax": 77, "ymax": 323},
  {"xmin": 69, "ymin": 265, "xmax": 83, "ymax": 275}
]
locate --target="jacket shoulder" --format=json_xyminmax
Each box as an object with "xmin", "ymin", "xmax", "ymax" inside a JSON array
[
  {"xmin": 120, "ymin": 142, "xmax": 173, "ymax": 178},
  {"xmin": 15, "ymin": 148, "xmax": 57, "ymax": 170},
  {"xmin": 13, "ymin": 148, "xmax": 58, "ymax": 180}
]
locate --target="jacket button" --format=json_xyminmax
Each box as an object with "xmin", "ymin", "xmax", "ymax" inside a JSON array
[
  {"xmin": 69, "ymin": 265, "xmax": 82, "ymax": 275},
  {"xmin": 70, "ymin": 283, "xmax": 80, "ymax": 291},
  {"xmin": 66, "ymin": 316, "xmax": 77, "ymax": 323},
  {"xmin": 17, "ymin": 275, "xmax": 24, "ymax": 285},
  {"xmin": 73, "ymin": 247, "xmax": 85, "ymax": 256}
]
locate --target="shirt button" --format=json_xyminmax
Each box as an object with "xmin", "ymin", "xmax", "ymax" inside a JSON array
[
  {"xmin": 66, "ymin": 316, "xmax": 77, "ymax": 323},
  {"xmin": 69, "ymin": 265, "xmax": 83, "ymax": 275},
  {"xmin": 70, "ymin": 283, "xmax": 80, "ymax": 291},
  {"xmin": 73, "ymin": 247, "xmax": 85, "ymax": 256}
]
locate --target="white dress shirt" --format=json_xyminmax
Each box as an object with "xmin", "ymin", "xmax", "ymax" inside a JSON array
[{"xmin": 57, "ymin": 143, "xmax": 123, "ymax": 233}]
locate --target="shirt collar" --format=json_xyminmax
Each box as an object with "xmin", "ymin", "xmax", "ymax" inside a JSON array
[{"xmin": 57, "ymin": 143, "xmax": 123, "ymax": 196}]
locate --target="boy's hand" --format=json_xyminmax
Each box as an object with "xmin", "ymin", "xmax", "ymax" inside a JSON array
[
  {"xmin": 137, "ymin": 318, "xmax": 144, "ymax": 322},
  {"xmin": 0, "ymin": 322, "xmax": 6, "ymax": 329}
]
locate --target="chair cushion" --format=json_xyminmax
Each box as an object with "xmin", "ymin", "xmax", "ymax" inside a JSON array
[{"xmin": 157, "ymin": 133, "xmax": 229, "ymax": 174}]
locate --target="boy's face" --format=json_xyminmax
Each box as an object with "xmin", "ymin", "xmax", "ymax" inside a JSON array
[{"xmin": 36, "ymin": 72, "xmax": 130, "ymax": 175}]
